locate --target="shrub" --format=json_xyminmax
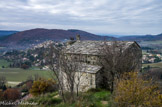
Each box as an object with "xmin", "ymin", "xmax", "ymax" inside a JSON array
[
  {"xmin": 21, "ymin": 81, "xmax": 33, "ymax": 92},
  {"xmin": 29, "ymin": 78, "xmax": 57, "ymax": 96},
  {"xmin": 113, "ymin": 72, "xmax": 162, "ymax": 107},
  {"xmin": 3, "ymin": 88, "xmax": 21, "ymax": 101},
  {"xmin": 26, "ymin": 81, "xmax": 33, "ymax": 90}
]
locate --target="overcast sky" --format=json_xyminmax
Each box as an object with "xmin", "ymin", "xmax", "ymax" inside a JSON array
[{"xmin": 0, "ymin": 0, "xmax": 162, "ymax": 35}]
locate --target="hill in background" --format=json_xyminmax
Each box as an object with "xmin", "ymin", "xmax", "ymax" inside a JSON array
[
  {"xmin": 0, "ymin": 28, "xmax": 114, "ymax": 49},
  {"xmin": 119, "ymin": 33, "xmax": 162, "ymax": 41},
  {"xmin": 0, "ymin": 30, "xmax": 18, "ymax": 37}
]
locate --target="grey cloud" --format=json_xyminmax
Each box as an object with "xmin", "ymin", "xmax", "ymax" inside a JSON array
[{"xmin": 0, "ymin": 0, "xmax": 162, "ymax": 35}]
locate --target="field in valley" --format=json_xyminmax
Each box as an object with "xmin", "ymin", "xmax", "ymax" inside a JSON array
[
  {"xmin": 141, "ymin": 40, "xmax": 162, "ymax": 44},
  {"xmin": 0, "ymin": 68, "xmax": 52, "ymax": 86},
  {"xmin": 142, "ymin": 62, "xmax": 162, "ymax": 68},
  {"xmin": 140, "ymin": 40, "xmax": 162, "ymax": 52},
  {"xmin": 0, "ymin": 59, "xmax": 53, "ymax": 86}
]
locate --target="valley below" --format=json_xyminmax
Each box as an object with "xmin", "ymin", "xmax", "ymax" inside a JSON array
[{"xmin": 0, "ymin": 29, "xmax": 162, "ymax": 84}]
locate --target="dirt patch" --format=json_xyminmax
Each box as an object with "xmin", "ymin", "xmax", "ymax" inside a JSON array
[
  {"xmin": 101, "ymin": 101, "xmax": 108, "ymax": 105},
  {"xmin": 8, "ymin": 81, "xmax": 21, "ymax": 85}
]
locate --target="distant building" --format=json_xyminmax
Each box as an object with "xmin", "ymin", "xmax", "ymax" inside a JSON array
[{"xmin": 60, "ymin": 36, "xmax": 142, "ymax": 92}]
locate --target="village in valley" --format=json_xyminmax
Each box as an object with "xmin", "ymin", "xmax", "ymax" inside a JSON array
[{"xmin": 142, "ymin": 49, "xmax": 162, "ymax": 64}]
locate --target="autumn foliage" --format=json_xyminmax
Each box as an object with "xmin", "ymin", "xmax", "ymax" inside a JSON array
[
  {"xmin": 30, "ymin": 78, "xmax": 57, "ymax": 96},
  {"xmin": 113, "ymin": 72, "xmax": 162, "ymax": 107},
  {"xmin": 2, "ymin": 88, "xmax": 21, "ymax": 101}
]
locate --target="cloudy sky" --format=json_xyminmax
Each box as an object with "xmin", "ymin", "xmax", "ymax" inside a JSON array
[{"xmin": 0, "ymin": 0, "xmax": 162, "ymax": 35}]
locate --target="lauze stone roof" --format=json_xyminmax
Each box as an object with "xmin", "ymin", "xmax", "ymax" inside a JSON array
[
  {"xmin": 65, "ymin": 40, "xmax": 136, "ymax": 55},
  {"xmin": 64, "ymin": 40, "xmax": 139, "ymax": 74}
]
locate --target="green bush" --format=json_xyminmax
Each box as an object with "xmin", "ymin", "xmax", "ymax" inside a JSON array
[{"xmin": 93, "ymin": 91, "xmax": 111, "ymax": 101}]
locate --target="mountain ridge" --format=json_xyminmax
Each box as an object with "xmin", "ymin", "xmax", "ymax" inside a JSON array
[
  {"xmin": 119, "ymin": 33, "xmax": 162, "ymax": 41},
  {"xmin": 0, "ymin": 30, "xmax": 18, "ymax": 37},
  {"xmin": 0, "ymin": 28, "xmax": 115, "ymax": 49}
]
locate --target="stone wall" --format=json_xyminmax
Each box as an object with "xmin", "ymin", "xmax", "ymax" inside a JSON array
[
  {"xmin": 66, "ymin": 53, "xmax": 99, "ymax": 65},
  {"xmin": 61, "ymin": 71, "xmax": 96, "ymax": 92},
  {"xmin": 124, "ymin": 42, "xmax": 142, "ymax": 71}
]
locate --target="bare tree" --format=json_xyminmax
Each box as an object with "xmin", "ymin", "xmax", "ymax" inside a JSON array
[
  {"xmin": 58, "ymin": 54, "xmax": 86, "ymax": 102},
  {"xmin": 45, "ymin": 45, "xmax": 86, "ymax": 103},
  {"xmin": 44, "ymin": 45, "xmax": 66, "ymax": 101},
  {"xmin": 99, "ymin": 41, "xmax": 142, "ymax": 93}
]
